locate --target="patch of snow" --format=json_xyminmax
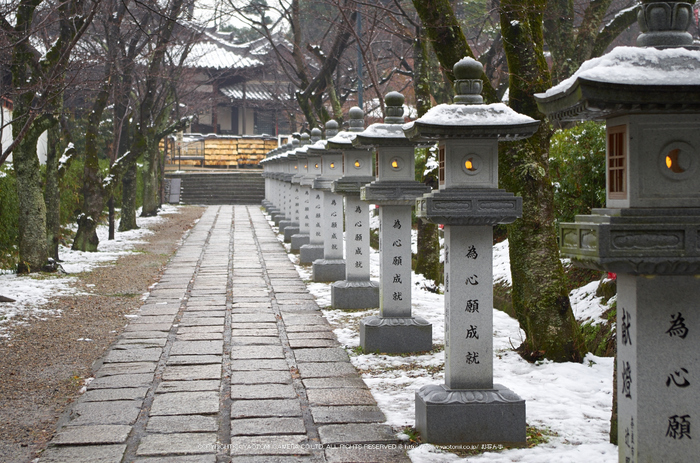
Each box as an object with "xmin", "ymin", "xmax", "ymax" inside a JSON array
[
  {"xmin": 539, "ymin": 46, "xmax": 700, "ymax": 98},
  {"xmin": 0, "ymin": 205, "xmax": 182, "ymax": 337},
  {"xmin": 405, "ymin": 103, "xmax": 536, "ymax": 129},
  {"xmin": 276, "ymin": 209, "xmax": 617, "ymax": 462}
]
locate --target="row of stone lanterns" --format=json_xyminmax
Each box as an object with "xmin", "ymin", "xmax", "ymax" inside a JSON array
[
  {"xmin": 262, "ymin": 9, "xmax": 700, "ymax": 450},
  {"xmin": 261, "ymin": 57, "xmax": 538, "ymax": 446}
]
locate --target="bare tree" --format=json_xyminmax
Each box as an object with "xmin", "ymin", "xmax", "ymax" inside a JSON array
[{"xmin": 1, "ymin": 0, "xmax": 100, "ymax": 272}]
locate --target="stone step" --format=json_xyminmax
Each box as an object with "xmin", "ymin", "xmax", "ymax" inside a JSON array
[{"xmin": 166, "ymin": 172, "xmax": 265, "ymax": 205}]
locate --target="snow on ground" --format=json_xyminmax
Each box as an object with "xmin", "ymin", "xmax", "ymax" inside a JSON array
[
  {"xmin": 277, "ymin": 216, "xmax": 617, "ymax": 462},
  {"xmin": 0, "ymin": 205, "xmax": 181, "ymax": 336}
]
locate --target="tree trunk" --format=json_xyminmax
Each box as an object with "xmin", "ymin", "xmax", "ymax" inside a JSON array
[
  {"xmin": 499, "ymin": 0, "xmax": 584, "ymax": 362},
  {"xmin": 413, "ymin": 26, "xmax": 441, "ymax": 284},
  {"xmin": 14, "ymin": 131, "xmax": 49, "ymax": 273},
  {"xmin": 141, "ymin": 140, "xmax": 159, "ymax": 217},
  {"xmin": 73, "ymin": 70, "xmax": 111, "ymax": 251},
  {"xmin": 44, "ymin": 122, "xmax": 61, "ymax": 261},
  {"xmin": 119, "ymin": 158, "xmax": 139, "ymax": 231},
  {"xmin": 610, "ymin": 355, "xmax": 618, "ymax": 444}
]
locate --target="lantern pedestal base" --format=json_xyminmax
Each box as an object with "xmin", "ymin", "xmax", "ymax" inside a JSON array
[
  {"xmin": 360, "ymin": 316, "xmax": 431, "ymax": 354},
  {"xmin": 415, "ymin": 384, "xmax": 526, "ymax": 445},
  {"xmin": 290, "ymin": 234, "xmax": 309, "ymax": 253},
  {"xmin": 331, "ymin": 280, "xmax": 379, "ymax": 309},
  {"xmin": 312, "ymin": 259, "xmax": 346, "ymax": 282},
  {"xmin": 283, "ymin": 225, "xmax": 299, "ymax": 243},
  {"xmin": 300, "ymin": 244, "xmax": 324, "ymax": 264},
  {"xmin": 278, "ymin": 219, "xmax": 293, "ymax": 232}
]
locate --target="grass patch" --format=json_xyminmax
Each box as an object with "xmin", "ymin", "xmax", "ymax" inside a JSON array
[{"xmin": 403, "ymin": 425, "xmax": 557, "ymax": 457}]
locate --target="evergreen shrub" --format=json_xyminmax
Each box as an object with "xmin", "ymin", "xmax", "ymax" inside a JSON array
[{"xmin": 549, "ymin": 121, "xmax": 606, "ymax": 225}]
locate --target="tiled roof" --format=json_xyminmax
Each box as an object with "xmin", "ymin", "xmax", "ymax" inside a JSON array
[{"xmin": 220, "ymin": 82, "xmax": 291, "ymax": 102}]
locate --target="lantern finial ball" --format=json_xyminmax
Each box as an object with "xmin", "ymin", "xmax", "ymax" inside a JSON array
[{"xmin": 454, "ymin": 57, "xmax": 483, "ymax": 80}]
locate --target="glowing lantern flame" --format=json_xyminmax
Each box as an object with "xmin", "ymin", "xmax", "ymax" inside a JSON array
[
  {"xmin": 391, "ymin": 160, "xmax": 399, "ymax": 168},
  {"xmin": 354, "ymin": 160, "xmax": 361, "ymax": 168}
]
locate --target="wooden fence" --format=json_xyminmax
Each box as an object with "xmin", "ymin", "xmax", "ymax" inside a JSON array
[{"xmin": 164, "ymin": 134, "xmax": 283, "ymax": 168}]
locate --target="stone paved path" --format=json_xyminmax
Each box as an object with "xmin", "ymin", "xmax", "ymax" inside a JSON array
[{"xmin": 39, "ymin": 206, "xmax": 410, "ymax": 463}]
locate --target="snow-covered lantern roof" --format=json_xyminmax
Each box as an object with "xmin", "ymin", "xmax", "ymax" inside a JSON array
[
  {"xmin": 403, "ymin": 57, "xmax": 538, "ymax": 225},
  {"xmin": 354, "ymin": 93, "xmax": 431, "ymax": 204},
  {"xmin": 535, "ymin": 1, "xmax": 700, "ymax": 210},
  {"xmin": 309, "ymin": 121, "xmax": 343, "ymax": 190},
  {"xmin": 327, "ymin": 107, "xmax": 375, "ymax": 195}
]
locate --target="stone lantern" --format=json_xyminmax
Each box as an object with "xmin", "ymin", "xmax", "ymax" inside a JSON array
[
  {"xmin": 278, "ymin": 144, "xmax": 297, "ymax": 238},
  {"xmin": 405, "ymin": 57, "xmax": 539, "ymax": 445},
  {"xmin": 272, "ymin": 140, "xmax": 297, "ymax": 226},
  {"xmin": 354, "ymin": 92, "xmax": 432, "ymax": 354},
  {"xmin": 290, "ymin": 133, "xmax": 315, "ymax": 253},
  {"xmin": 535, "ymin": 3, "xmax": 700, "ymax": 460},
  {"xmin": 310, "ymin": 121, "xmax": 346, "ymax": 282},
  {"xmin": 329, "ymin": 107, "xmax": 380, "ymax": 309},
  {"xmin": 298, "ymin": 129, "xmax": 324, "ymax": 261}
]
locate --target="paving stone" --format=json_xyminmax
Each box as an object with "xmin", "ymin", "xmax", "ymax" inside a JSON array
[
  {"xmin": 124, "ymin": 324, "xmax": 177, "ymax": 334},
  {"xmin": 131, "ymin": 315, "xmax": 176, "ymax": 324},
  {"xmin": 310, "ymin": 406, "xmax": 386, "ymax": 424},
  {"xmin": 231, "ymin": 345, "xmax": 285, "ymax": 359},
  {"xmin": 117, "ymin": 338, "xmax": 167, "ymax": 348},
  {"xmin": 230, "ymin": 328, "xmax": 279, "ymax": 337},
  {"xmin": 176, "ymin": 332, "xmax": 223, "ymax": 341},
  {"xmin": 283, "ymin": 314, "xmax": 328, "ymax": 324},
  {"xmin": 302, "ymin": 377, "xmax": 368, "ymax": 389},
  {"xmin": 231, "ymin": 302, "xmax": 271, "ymax": 309},
  {"xmin": 88, "ymin": 373, "xmax": 154, "ymax": 389},
  {"xmin": 136, "ymin": 432, "xmax": 218, "ymax": 456},
  {"xmin": 277, "ymin": 303, "xmax": 320, "ymax": 312},
  {"xmin": 156, "ymin": 380, "xmax": 220, "ymax": 393},
  {"xmin": 51, "ymin": 424, "xmax": 131, "ymax": 445},
  {"xmin": 179, "ymin": 317, "xmax": 224, "ymax": 327},
  {"xmin": 184, "ymin": 304, "xmax": 226, "ymax": 311},
  {"xmin": 146, "ymin": 415, "xmax": 218, "ymax": 433},
  {"xmin": 317, "ymin": 424, "xmax": 397, "ymax": 445},
  {"xmin": 286, "ymin": 331, "xmax": 336, "ymax": 340},
  {"xmin": 324, "ymin": 446, "xmax": 411, "ymax": 463},
  {"xmin": 38, "ymin": 444, "xmax": 126, "ymax": 463},
  {"xmin": 230, "ymin": 370, "xmax": 292, "ymax": 385},
  {"xmin": 120, "ymin": 330, "xmax": 170, "ymax": 339},
  {"xmin": 170, "ymin": 341, "xmax": 223, "ymax": 355},
  {"xmin": 231, "ymin": 313, "xmax": 277, "ymax": 323},
  {"xmin": 177, "ymin": 325, "xmax": 224, "ymax": 334},
  {"xmin": 66, "ymin": 400, "xmax": 143, "ymax": 426},
  {"xmin": 138, "ymin": 307, "xmax": 180, "ymax": 316},
  {"xmin": 271, "ymin": 286, "xmax": 309, "ymax": 293},
  {"xmin": 81, "ymin": 387, "xmax": 149, "ymax": 402},
  {"xmin": 231, "ymin": 384, "xmax": 297, "ymax": 400},
  {"xmin": 306, "ymin": 388, "xmax": 376, "ymax": 406},
  {"xmin": 231, "ymin": 417, "xmax": 306, "ymax": 436},
  {"xmin": 230, "ymin": 399, "xmax": 302, "ymax": 418},
  {"xmin": 231, "ymin": 336, "xmax": 280, "ymax": 345},
  {"xmin": 180, "ymin": 310, "xmax": 225, "ymax": 318},
  {"xmin": 150, "ymin": 391, "xmax": 219, "ymax": 415},
  {"xmin": 275, "ymin": 293, "xmax": 314, "ymax": 301},
  {"xmin": 230, "ymin": 359, "xmax": 289, "ymax": 371},
  {"xmin": 104, "ymin": 349, "xmax": 162, "ymax": 363},
  {"xmin": 167, "ymin": 355, "xmax": 222, "ymax": 365},
  {"xmin": 229, "ymin": 436, "xmax": 310, "ymax": 456},
  {"xmin": 97, "ymin": 362, "xmax": 158, "ymax": 377},
  {"xmin": 162, "ymin": 364, "xmax": 221, "ymax": 381},
  {"xmin": 294, "ymin": 348, "xmax": 350, "ymax": 363},
  {"xmin": 289, "ymin": 338, "xmax": 339, "ymax": 348},
  {"xmin": 135, "ymin": 456, "xmax": 217, "ymax": 463},
  {"xmin": 230, "ymin": 457, "xmax": 313, "ymax": 463},
  {"xmin": 284, "ymin": 324, "xmax": 330, "ymax": 333},
  {"xmin": 298, "ymin": 363, "xmax": 358, "ymax": 378}
]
